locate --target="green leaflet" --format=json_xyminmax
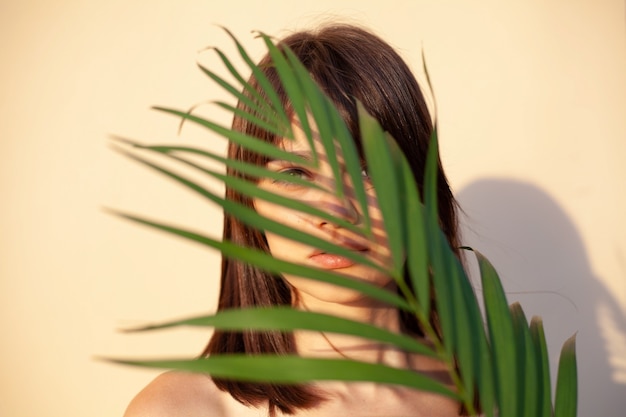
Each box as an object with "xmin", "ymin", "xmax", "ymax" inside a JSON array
[
  {"xmin": 117, "ymin": 140, "xmax": 326, "ymax": 192},
  {"xmin": 446, "ymin": 250, "xmax": 479, "ymax": 410},
  {"xmin": 554, "ymin": 335, "xmax": 578, "ymax": 417},
  {"xmin": 421, "ymin": 130, "xmax": 455, "ymax": 356},
  {"xmin": 510, "ymin": 302, "xmax": 537, "ymax": 417},
  {"xmin": 108, "ymin": 209, "xmax": 410, "ymax": 311},
  {"xmin": 401, "ymin": 151, "xmax": 430, "ymax": 318},
  {"xmin": 259, "ymin": 33, "xmax": 315, "ymax": 155},
  {"xmin": 359, "ymin": 103, "xmax": 404, "ymax": 277},
  {"xmin": 153, "ymin": 106, "xmax": 302, "ymax": 164},
  {"xmin": 125, "ymin": 307, "xmax": 436, "ymax": 358},
  {"xmin": 196, "ymin": 64, "xmax": 282, "ymax": 133},
  {"xmin": 111, "ymin": 146, "xmax": 381, "ymax": 272},
  {"xmin": 280, "ymin": 40, "xmax": 372, "ymax": 230},
  {"xmin": 212, "ymin": 100, "xmax": 288, "ymax": 138},
  {"xmin": 475, "ymin": 250, "xmax": 519, "ymax": 417},
  {"xmin": 221, "ymin": 27, "xmax": 291, "ymax": 129},
  {"xmin": 530, "ymin": 317, "xmax": 553, "ymax": 417},
  {"xmin": 108, "ymin": 356, "xmax": 459, "ymax": 399},
  {"xmin": 115, "ymin": 137, "xmax": 367, "ymax": 237}
]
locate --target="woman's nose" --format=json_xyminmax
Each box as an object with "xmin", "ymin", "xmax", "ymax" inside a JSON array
[{"xmin": 317, "ymin": 193, "xmax": 361, "ymax": 227}]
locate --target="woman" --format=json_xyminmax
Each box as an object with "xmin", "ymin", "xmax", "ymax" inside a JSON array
[{"xmin": 124, "ymin": 23, "xmax": 463, "ymax": 417}]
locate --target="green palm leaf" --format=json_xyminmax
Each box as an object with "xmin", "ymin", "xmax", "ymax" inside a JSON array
[
  {"xmin": 110, "ymin": 146, "xmax": 381, "ymax": 271},
  {"xmin": 221, "ymin": 27, "xmax": 291, "ymax": 128},
  {"xmin": 530, "ymin": 316, "xmax": 554, "ymax": 416},
  {"xmin": 108, "ymin": 356, "xmax": 459, "ymax": 399},
  {"xmin": 197, "ymin": 58, "xmax": 282, "ymax": 129},
  {"xmin": 113, "ymin": 137, "xmax": 365, "ymax": 235},
  {"xmin": 153, "ymin": 106, "xmax": 300, "ymax": 163},
  {"xmin": 117, "ymin": 140, "xmax": 326, "ymax": 191},
  {"xmin": 359, "ymin": 103, "xmax": 405, "ymax": 277},
  {"xmin": 108, "ymin": 209, "xmax": 410, "ymax": 311},
  {"xmin": 554, "ymin": 335, "xmax": 578, "ymax": 417},
  {"xmin": 279, "ymin": 39, "xmax": 372, "ymax": 228},
  {"xmin": 124, "ymin": 307, "xmax": 436, "ymax": 358},
  {"xmin": 476, "ymin": 250, "xmax": 520, "ymax": 416},
  {"xmin": 511, "ymin": 302, "xmax": 537, "ymax": 417},
  {"xmin": 108, "ymin": 29, "xmax": 578, "ymax": 416}
]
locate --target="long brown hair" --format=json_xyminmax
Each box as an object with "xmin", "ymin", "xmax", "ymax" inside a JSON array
[{"xmin": 202, "ymin": 24, "xmax": 460, "ymax": 415}]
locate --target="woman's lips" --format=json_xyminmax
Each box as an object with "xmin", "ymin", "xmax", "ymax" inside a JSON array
[
  {"xmin": 308, "ymin": 253, "xmax": 357, "ymax": 269},
  {"xmin": 308, "ymin": 239, "xmax": 368, "ymax": 269}
]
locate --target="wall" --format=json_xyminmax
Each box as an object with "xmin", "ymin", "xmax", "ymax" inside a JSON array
[{"xmin": 1, "ymin": 1, "xmax": 624, "ymax": 416}]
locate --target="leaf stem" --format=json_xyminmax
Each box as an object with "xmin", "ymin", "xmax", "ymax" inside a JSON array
[{"xmin": 394, "ymin": 273, "xmax": 477, "ymax": 415}]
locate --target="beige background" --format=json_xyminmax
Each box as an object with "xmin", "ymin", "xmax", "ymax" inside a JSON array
[{"xmin": 1, "ymin": 1, "xmax": 625, "ymax": 416}]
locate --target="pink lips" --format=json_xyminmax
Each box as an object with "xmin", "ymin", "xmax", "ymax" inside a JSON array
[
  {"xmin": 308, "ymin": 239, "xmax": 368, "ymax": 270},
  {"xmin": 309, "ymin": 253, "xmax": 357, "ymax": 269}
]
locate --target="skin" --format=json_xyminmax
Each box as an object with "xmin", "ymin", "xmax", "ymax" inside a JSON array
[
  {"xmin": 254, "ymin": 120, "xmax": 395, "ymax": 316},
  {"xmin": 124, "ymin": 123, "xmax": 460, "ymax": 417}
]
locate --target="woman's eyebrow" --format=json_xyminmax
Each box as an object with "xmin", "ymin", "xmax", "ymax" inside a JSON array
[{"xmin": 268, "ymin": 150, "xmax": 314, "ymax": 164}]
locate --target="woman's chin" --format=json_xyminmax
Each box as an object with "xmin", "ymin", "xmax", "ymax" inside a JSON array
[{"xmin": 286, "ymin": 273, "xmax": 396, "ymax": 308}]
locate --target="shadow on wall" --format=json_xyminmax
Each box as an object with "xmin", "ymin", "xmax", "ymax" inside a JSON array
[{"xmin": 457, "ymin": 178, "xmax": 626, "ymax": 417}]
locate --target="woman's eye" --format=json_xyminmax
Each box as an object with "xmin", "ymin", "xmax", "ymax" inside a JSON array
[
  {"xmin": 271, "ymin": 167, "xmax": 311, "ymax": 185},
  {"xmin": 282, "ymin": 168, "xmax": 309, "ymax": 178}
]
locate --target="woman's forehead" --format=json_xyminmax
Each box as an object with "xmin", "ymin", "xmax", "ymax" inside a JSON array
[
  {"xmin": 278, "ymin": 115, "xmax": 356, "ymax": 165},
  {"xmin": 280, "ymin": 120, "xmax": 323, "ymax": 153}
]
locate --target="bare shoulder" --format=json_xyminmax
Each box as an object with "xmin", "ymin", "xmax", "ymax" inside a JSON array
[{"xmin": 123, "ymin": 371, "xmax": 227, "ymax": 417}]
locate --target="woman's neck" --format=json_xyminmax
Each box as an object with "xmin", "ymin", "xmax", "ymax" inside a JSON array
[{"xmin": 293, "ymin": 294, "xmax": 408, "ymax": 366}]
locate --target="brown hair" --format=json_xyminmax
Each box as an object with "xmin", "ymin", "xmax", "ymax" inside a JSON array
[{"xmin": 202, "ymin": 24, "xmax": 460, "ymax": 415}]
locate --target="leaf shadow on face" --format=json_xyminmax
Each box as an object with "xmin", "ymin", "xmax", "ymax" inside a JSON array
[
  {"xmin": 249, "ymin": 121, "xmax": 393, "ymax": 271},
  {"xmin": 457, "ymin": 178, "xmax": 626, "ymax": 417}
]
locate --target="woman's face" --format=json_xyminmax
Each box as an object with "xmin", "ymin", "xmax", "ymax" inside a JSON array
[{"xmin": 253, "ymin": 121, "xmax": 394, "ymax": 306}]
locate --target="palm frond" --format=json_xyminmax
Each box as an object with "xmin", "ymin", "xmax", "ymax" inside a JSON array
[
  {"xmin": 108, "ymin": 28, "xmax": 578, "ymax": 416},
  {"xmin": 108, "ymin": 356, "xmax": 459, "ymax": 398}
]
